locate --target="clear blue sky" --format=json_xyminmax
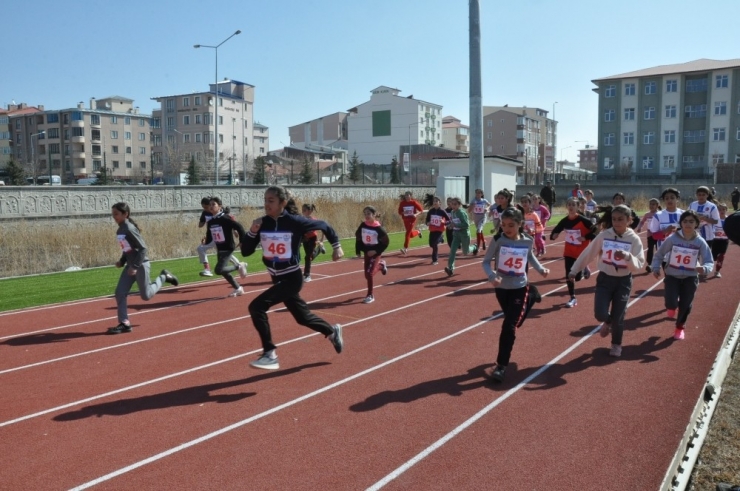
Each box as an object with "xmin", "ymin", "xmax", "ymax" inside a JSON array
[{"xmin": 3, "ymin": 0, "xmax": 739, "ymax": 163}]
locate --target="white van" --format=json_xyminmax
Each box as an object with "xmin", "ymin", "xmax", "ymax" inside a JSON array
[{"xmin": 76, "ymin": 177, "xmax": 98, "ymax": 185}]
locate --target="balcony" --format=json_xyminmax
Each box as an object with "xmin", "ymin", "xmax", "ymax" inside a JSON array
[
  {"xmin": 90, "ymin": 121, "xmax": 101, "ymax": 129},
  {"xmin": 72, "ymin": 151, "xmax": 86, "ymax": 159},
  {"xmin": 71, "ymin": 120, "xmax": 85, "ymax": 128},
  {"xmin": 71, "ymin": 136, "xmax": 85, "ymax": 143}
]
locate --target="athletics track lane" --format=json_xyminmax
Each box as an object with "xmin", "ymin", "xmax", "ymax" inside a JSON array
[{"xmin": 0, "ymin": 235, "xmax": 737, "ymax": 490}]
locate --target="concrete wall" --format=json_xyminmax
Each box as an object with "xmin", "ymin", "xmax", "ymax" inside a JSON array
[{"xmin": 0, "ymin": 185, "xmax": 435, "ymax": 220}]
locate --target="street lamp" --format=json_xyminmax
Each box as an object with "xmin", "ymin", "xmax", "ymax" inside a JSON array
[
  {"xmin": 560, "ymin": 145, "xmax": 572, "ymax": 161},
  {"xmin": 30, "ymin": 131, "xmax": 45, "ymax": 185},
  {"xmin": 194, "ymin": 29, "xmax": 241, "ymax": 185},
  {"xmin": 408, "ymin": 122, "xmax": 418, "ymax": 185},
  {"xmin": 172, "ymin": 128, "xmax": 184, "ymax": 183}
]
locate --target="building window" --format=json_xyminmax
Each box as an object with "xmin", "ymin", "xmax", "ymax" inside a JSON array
[
  {"xmin": 642, "ymin": 156, "xmax": 654, "ymax": 169},
  {"xmin": 166, "ymin": 99, "xmax": 175, "ymax": 112},
  {"xmin": 643, "ymin": 132, "xmax": 655, "ymax": 144},
  {"xmin": 712, "ymin": 154, "xmax": 725, "ymax": 165},
  {"xmin": 218, "ymin": 116, "xmax": 223, "ymax": 125},
  {"xmin": 111, "ymin": 116, "xmax": 118, "ymax": 124},
  {"xmin": 662, "ymin": 156, "xmax": 675, "ymax": 169},
  {"xmin": 124, "ymin": 117, "xmax": 131, "ymax": 125},
  {"xmin": 604, "ymin": 109, "xmax": 615, "ymax": 122},
  {"xmin": 686, "ymin": 79, "xmax": 708, "ymax": 93},
  {"xmin": 138, "ymin": 133, "xmax": 146, "ymax": 141},
  {"xmin": 93, "ymin": 160, "xmax": 101, "ymax": 171},
  {"xmin": 603, "ymin": 157, "xmax": 614, "ymax": 169},
  {"xmin": 151, "ymin": 118, "xmax": 160, "ymax": 129},
  {"xmin": 604, "ymin": 133, "xmax": 615, "ymax": 146},
  {"xmin": 605, "ymin": 85, "xmax": 616, "ymax": 98},
  {"xmin": 623, "ymin": 132, "xmax": 634, "ymax": 145},
  {"xmin": 138, "ymin": 119, "xmax": 145, "ymax": 127},
  {"xmin": 139, "ymin": 147, "xmax": 146, "ymax": 155},
  {"xmin": 625, "ymin": 83, "xmax": 635, "ymax": 96},
  {"xmin": 90, "ymin": 114, "xmax": 100, "ymax": 125},
  {"xmin": 486, "ymin": 132, "xmax": 492, "ymax": 139},
  {"xmin": 666, "ymin": 80, "xmax": 677, "ymax": 92},
  {"xmin": 183, "ymin": 97, "xmax": 190, "ymax": 107},
  {"xmin": 644, "ymin": 106, "xmax": 656, "ymax": 120},
  {"xmin": 48, "ymin": 128, "xmax": 59, "ymax": 138},
  {"xmin": 71, "ymin": 112, "xmax": 83, "ymax": 121},
  {"xmin": 47, "ymin": 113, "xmax": 59, "ymax": 123},
  {"xmin": 644, "ymin": 81, "xmax": 657, "ymax": 94},
  {"xmin": 716, "ymin": 75, "xmax": 729, "ymax": 88},
  {"xmin": 125, "ymin": 132, "xmax": 131, "ymax": 140},
  {"xmin": 183, "ymin": 115, "xmax": 190, "ymax": 125},
  {"xmin": 715, "ymin": 101, "xmax": 727, "ymax": 115},
  {"xmin": 166, "ymin": 117, "xmax": 175, "ymax": 128},
  {"xmin": 195, "ymin": 114, "xmax": 202, "ymax": 124},
  {"xmin": 140, "ymin": 161, "xmax": 147, "ymax": 169},
  {"xmin": 664, "ymin": 130, "xmax": 676, "ymax": 143},
  {"xmin": 195, "ymin": 96, "xmax": 201, "ymax": 105},
  {"xmin": 624, "ymin": 108, "xmax": 635, "ymax": 121},
  {"xmin": 126, "ymin": 146, "xmax": 132, "ymax": 154},
  {"xmin": 713, "ymin": 128, "xmax": 726, "ymax": 141},
  {"xmin": 112, "ymin": 145, "xmax": 119, "ymax": 153},
  {"xmin": 184, "ymin": 134, "xmax": 190, "ymax": 143},
  {"xmin": 684, "ymin": 130, "xmax": 706, "ymax": 143},
  {"xmin": 486, "ymin": 120, "xmax": 493, "ymax": 127},
  {"xmin": 49, "ymin": 143, "xmax": 60, "ymax": 154},
  {"xmin": 685, "ymin": 105, "xmax": 707, "ymax": 118},
  {"xmin": 665, "ymin": 105, "xmax": 677, "ymax": 118},
  {"xmin": 72, "ymin": 127, "xmax": 84, "ymax": 137},
  {"xmin": 218, "ymin": 134, "xmax": 223, "ymax": 143},
  {"xmin": 195, "ymin": 133, "xmax": 202, "ymax": 143},
  {"xmin": 737, "ymin": 127, "xmax": 740, "ymax": 140}
]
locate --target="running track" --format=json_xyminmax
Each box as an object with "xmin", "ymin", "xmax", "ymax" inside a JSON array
[{"xmin": 1, "ymin": 231, "xmax": 737, "ymax": 490}]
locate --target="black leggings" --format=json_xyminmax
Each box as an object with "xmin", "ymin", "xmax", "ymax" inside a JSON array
[
  {"xmin": 302, "ymin": 237, "xmax": 317, "ymax": 276},
  {"xmin": 494, "ymin": 285, "xmax": 538, "ymax": 366},
  {"xmin": 215, "ymin": 250, "xmax": 239, "ymax": 289}
]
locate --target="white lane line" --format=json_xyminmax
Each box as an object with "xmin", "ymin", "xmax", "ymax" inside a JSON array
[{"xmin": 366, "ymin": 277, "xmax": 664, "ymax": 490}]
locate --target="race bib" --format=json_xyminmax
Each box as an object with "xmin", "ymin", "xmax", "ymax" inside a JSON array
[
  {"xmin": 260, "ymin": 232, "xmax": 292, "ymax": 262},
  {"xmin": 601, "ymin": 239, "xmax": 631, "ymax": 268},
  {"xmin": 564, "ymin": 229, "xmax": 582, "ymax": 245},
  {"xmin": 362, "ymin": 228, "xmax": 379, "ymax": 245},
  {"xmin": 586, "ymin": 202, "xmax": 596, "ymax": 212},
  {"xmin": 430, "ymin": 215, "xmax": 443, "ymax": 227},
  {"xmin": 669, "ymin": 245, "xmax": 699, "ymax": 270},
  {"xmin": 473, "ymin": 204, "xmax": 485, "ymax": 214},
  {"xmin": 714, "ymin": 221, "xmax": 727, "ymax": 239},
  {"xmin": 117, "ymin": 234, "xmax": 132, "ymax": 252},
  {"xmin": 403, "ymin": 206, "xmax": 415, "ymax": 217},
  {"xmin": 525, "ymin": 220, "xmax": 535, "ymax": 231},
  {"xmin": 210, "ymin": 225, "xmax": 226, "ymax": 243},
  {"xmin": 452, "ymin": 217, "xmax": 461, "ymax": 228},
  {"xmin": 497, "ymin": 245, "xmax": 528, "ymax": 277}
]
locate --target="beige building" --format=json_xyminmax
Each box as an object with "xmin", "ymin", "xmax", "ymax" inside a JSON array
[
  {"xmin": 441, "ymin": 115, "xmax": 469, "ymax": 152},
  {"xmin": 151, "ymin": 80, "xmax": 268, "ymax": 184},
  {"xmin": 578, "ymin": 145, "xmax": 598, "ymax": 172},
  {"xmin": 9, "ymin": 97, "xmax": 151, "ymax": 184},
  {"xmin": 289, "ymin": 112, "xmax": 348, "ymax": 149},
  {"xmin": 2, "ymin": 103, "xmax": 44, "ymax": 173}
]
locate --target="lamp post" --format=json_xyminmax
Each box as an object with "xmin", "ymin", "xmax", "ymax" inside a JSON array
[
  {"xmin": 231, "ymin": 117, "xmax": 236, "ymax": 184},
  {"xmin": 550, "ymin": 101, "xmax": 557, "ymax": 184},
  {"xmin": 30, "ymin": 131, "xmax": 45, "ymax": 185},
  {"xmin": 408, "ymin": 122, "xmax": 418, "ymax": 185},
  {"xmin": 194, "ymin": 29, "xmax": 241, "ymax": 185},
  {"xmin": 172, "ymin": 128, "xmax": 184, "ymax": 184}
]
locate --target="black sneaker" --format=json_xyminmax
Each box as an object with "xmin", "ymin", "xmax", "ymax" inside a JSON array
[
  {"xmin": 645, "ymin": 265, "xmax": 652, "ymax": 273},
  {"xmin": 330, "ymin": 324, "xmax": 344, "ymax": 353},
  {"xmin": 444, "ymin": 267, "xmax": 453, "ymax": 277},
  {"xmin": 473, "ymin": 245, "xmax": 479, "ymax": 256},
  {"xmin": 107, "ymin": 322, "xmax": 132, "ymax": 334},
  {"xmin": 418, "ymin": 230, "xmax": 423, "ymax": 239},
  {"xmin": 530, "ymin": 284, "xmax": 542, "ymax": 303},
  {"xmin": 487, "ymin": 365, "xmax": 506, "ymax": 382},
  {"xmin": 161, "ymin": 269, "xmax": 179, "ymax": 286},
  {"xmin": 380, "ymin": 261, "xmax": 388, "ymax": 275}
]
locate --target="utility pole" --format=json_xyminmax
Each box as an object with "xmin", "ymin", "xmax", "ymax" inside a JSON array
[{"xmin": 468, "ymin": 0, "xmax": 484, "ymax": 198}]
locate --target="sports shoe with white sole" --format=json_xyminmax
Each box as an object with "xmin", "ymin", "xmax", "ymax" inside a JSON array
[
  {"xmin": 565, "ymin": 298, "xmax": 577, "ymax": 308},
  {"xmin": 330, "ymin": 324, "xmax": 343, "ymax": 353},
  {"xmin": 107, "ymin": 322, "xmax": 132, "ymax": 334},
  {"xmin": 715, "ymin": 271, "xmax": 722, "ymax": 278},
  {"xmin": 161, "ymin": 270, "xmax": 179, "ymax": 286},
  {"xmin": 199, "ymin": 269, "xmax": 214, "ymax": 277},
  {"xmin": 363, "ymin": 295, "xmax": 374, "ymax": 304},
  {"xmin": 303, "ymin": 275, "xmax": 312, "ymax": 283},
  {"xmin": 380, "ymin": 261, "xmax": 388, "ymax": 275},
  {"xmin": 609, "ymin": 344, "xmax": 622, "ymax": 357},
  {"xmin": 250, "ymin": 352, "xmax": 279, "ymax": 370},
  {"xmin": 229, "ymin": 286, "xmax": 244, "ymax": 297},
  {"xmin": 238, "ymin": 262, "xmax": 248, "ymax": 278}
]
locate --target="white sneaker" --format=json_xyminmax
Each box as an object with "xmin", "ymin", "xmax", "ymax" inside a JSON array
[
  {"xmin": 565, "ymin": 298, "xmax": 577, "ymax": 308},
  {"xmin": 229, "ymin": 286, "xmax": 244, "ymax": 297},
  {"xmin": 238, "ymin": 262, "xmax": 248, "ymax": 278},
  {"xmin": 715, "ymin": 271, "xmax": 722, "ymax": 278},
  {"xmin": 200, "ymin": 269, "xmax": 213, "ymax": 277},
  {"xmin": 250, "ymin": 352, "xmax": 279, "ymax": 370},
  {"xmin": 303, "ymin": 275, "xmax": 312, "ymax": 283},
  {"xmin": 400, "ymin": 248, "xmax": 407, "ymax": 256},
  {"xmin": 363, "ymin": 295, "xmax": 374, "ymax": 304}
]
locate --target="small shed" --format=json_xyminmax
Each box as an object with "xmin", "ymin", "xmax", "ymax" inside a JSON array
[{"xmin": 433, "ymin": 156, "xmax": 522, "ymax": 202}]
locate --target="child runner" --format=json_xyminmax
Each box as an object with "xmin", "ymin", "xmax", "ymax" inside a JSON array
[
  {"xmin": 520, "ymin": 195, "xmax": 544, "ymax": 255},
  {"xmin": 488, "ymin": 190, "xmax": 507, "ymax": 235},
  {"xmin": 425, "ymin": 196, "xmax": 450, "ymax": 265},
  {"xmin": 532, "ymin": 194, "xmax": 551, "ymax": 256},
  {"xmin": 550, "ymin": 197, "xmax": 598, "ymax": 308},
  {"xmin": 584, "ymin": 190, "xmax": 598, "ymax": 218},
  {"xmin": 471, "ymin": 188, "xmax": 491, "ymax": 251},
  {"xmin": 398, "ymin": 191, "xmax": 424, "ymax": 255},
  {"xmin": 636, "ymin": 198, "xmax": 661, "ymax": 273},
  {"xmin": 204, "ymin": 197, "xmax": 248, "ymax": 297},
  {"xmin": 481, "ymin": 208, "xmax": 549, "ymax": 382},
  {"xmin": 445, "ymin": 197, "xmax": 478, "ymax": 276},
  {"xmin": 569, "ymin": 205, "xmax": 645, "ymax": 357},
  {"xmin": 197, "ymin": 196, "xmax": 241, "ymax": 276},
  {"xmin": 240, "ymin": 186, "xmax": 344, "ymax": 370},
  {"xmin": 612, "ymin": 192, "xmax": 641, "ymax": 229},
  {"xmin": 712, "ymin": 204, "xmax": 730, "ymax": 278},
  {"xmin": 109, "ymin": 202, "xmax": 179, "ymax": 334},
  {"xmin": 689, "ymin": 186, "xmax": 720, "ymax": 253},
  {"xmin": 355, "ymin": 206, "xmax": 389, "ymax": 304},
  {"xmin": 649, "ymin": 188, "xmax": 684, "ymax": 250},
  {"xmin": 300, "ymin": 203, "xmax": 326, "ymax": 283},
  {"xmin": 651, "ymin": 210, "xmax": 713, "ymax": 340}
]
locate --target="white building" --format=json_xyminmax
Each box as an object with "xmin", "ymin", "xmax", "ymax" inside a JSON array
[
  {"xmin": 434, "ymin": 156, "xmax": 522, "ymax": 201},
  {"xmin": 347, "ymin": 86, "xmax": 443, "ymax": 165}
]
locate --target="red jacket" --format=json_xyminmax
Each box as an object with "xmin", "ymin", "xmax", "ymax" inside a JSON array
[{"xmin": 398, "ymin": 199, "xmax": 423, "ymax": 220}]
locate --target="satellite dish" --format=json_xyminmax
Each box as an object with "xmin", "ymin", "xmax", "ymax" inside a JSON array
[
  {"xmin": 208, "ymin": 99, "xmax": 214, "ymax": 106},
  {"xmin": 105, "ymin": 102, "xmax": 111, "ymax": 108}
]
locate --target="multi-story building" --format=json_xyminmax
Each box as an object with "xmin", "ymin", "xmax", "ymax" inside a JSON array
[
  {"xmin": 441, "ymin": 116, "xmax": 469, "ymax": 152},
  {"xmin": 578, "ymin": 145, "xmax": 598, "ymax": 172},
  {"xmin": 483, "ymin": 106, "xmax": 557, "ymax": 184},
  {"xmin": 592, "ymin": 58, "xmax": 740, "ymax": 179},
  {"xmin": 1, "ymin": 103, "xmax": 44, "ymax": 172},
  {"xmin": 289, "ymin": 112, "xmax": 348, "ymax": 149},
  {"xmin": 9, "ymin": 97, "xmax": 150, "ymax": 183},
  {"xmin": 151, "ymin": 80, "xmax": 266, "ymax": 184},
  {"xmin": 347, "ymin": 86, "xmax": 443, "ymax": 165}
]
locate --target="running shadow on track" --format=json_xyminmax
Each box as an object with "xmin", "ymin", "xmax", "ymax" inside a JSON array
[
  {"xmin": 516, "ymin": 336, "xmax": 672, "ymax": 391},
  {"xmin": 309, "ymin": 298, "xmax": 365, "ymax": 310},
  {"xmin": 349, "ymin": 364, "xmax": 495, "ymax": 412},
  {"xmin": 120, "ymin": 296, "xmax": 225, "ymax": 311},
  {"xmin": 1, "ymin": 332, "xmax": 108, "ymax": 346},
  {"xmin": 53, "ymin": 362, "xmax": 330, "ymax": 421}
]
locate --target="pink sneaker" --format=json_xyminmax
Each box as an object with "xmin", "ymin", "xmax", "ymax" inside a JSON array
[
  {"xmin": 674, "ymin": 327, "xmax": 685, "ymax": 340},
  {"xmin": 666, "ymin": 309, "xmax": 677, "ymax": 319}
]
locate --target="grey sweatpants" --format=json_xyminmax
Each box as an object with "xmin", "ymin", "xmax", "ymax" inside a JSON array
[
  {"xmin": 594, "ymin": 273, "xmax": 632, "ymax": 346},
  {"xmin": 115, "ymin": 261, "xmax": 164, "ymax": 323}
]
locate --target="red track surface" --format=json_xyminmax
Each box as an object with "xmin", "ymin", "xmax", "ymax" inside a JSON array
[{"xmin": 1, "ymin": 232, "xmax": 737, "ymax": 490}]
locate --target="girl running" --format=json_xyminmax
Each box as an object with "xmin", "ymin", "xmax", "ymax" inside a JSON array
[
  {"xmin": 197, "ymin": 196, "xmax": 241, "ymax": 276},
  {"xmin": 204, "ymin": 197, "xmax": 248, "ymax": 297},
  {"xmin": 612, "ymin": 192, "xmax": 640, "ymax": 229},
  {"xmin": 636, "ymin": 198, "xmax": 661, "ymax": 273},
  {"xmin": 355, "ymin": 206, "xmax": 389, "ymax": 304},
  {"xmin": 398, "ymin": 191, "xmax": 424, "ymax": 255},
  {"xmin": 689, "ymin": 186, "xmax": 720, "ymax": 250},
  {"xmin": 110, "ymin": 202, "xmax": 179, "ymax": 334},
  {"xmin": 520, "ymin": 195, "xmax": 544, "ymax": 255},
  {"xmin": 532, "ymin": 195, "xmax": 551, "ymax": 255},
  {"xmin": 300, "ymin": 203, "xmax": 326, "ymax": 283},
  {"xmin": 240, "ymin": 186, "xmax": 344, "ymax": 370},
  {"xmin": 712, "ymin": 204, "xmax": 730, "ymax": 278},
  {"xmin": 471, "ymin": 188, "xmax": 491, "ymax": 251},
  {"xmin": 651, "ymin": 210, "xmax": 713, "ymax": 340},
  {"xmin": 569, "ymin": 205, "xmax": 645, "ymax": 357},
  {"xmin": 481, "ymin": 208, "xmax": 549, "ymax": 382},
  {"xmin": 488, "ymin": 190, "xmax": 507, "ymax": 235},
  {"xmin": 584, "ymin": 190, "xmax": 598, "ymax": 218},
  {"xmin": 445, "ymin": 197, "xmax": 478, "ymax": 277},
  {"xmin": 425, "ymin": 196, "xmax": 450, "ymax": 265},
  {"xmin": 550, "ymin": 197, "xmax": 598, "ymax": 308},
  {"xmin": 649, "ymin": 188, "xmax": 684, "ymax": 249}
]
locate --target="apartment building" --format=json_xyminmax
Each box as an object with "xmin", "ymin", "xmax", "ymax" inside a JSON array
[
  {"xmin": 347, "ymin": 86, "xmax": 443, "ymax": 165},
  {"xmin": 151, "ymin": 80, "xmax": 266, "ymax": 183},
  {"xmin": 9, "ymin": 97, "xmax": 150, "ymax": 183},
  {"xmin": 289, "ymin": 112, "xmax": 348, "ymax": 149},
  {"xmin": 578, "ymin": 145, "xmax": 598, "ymax": 172},
  {"xmin": 441, "ymin": 115, "xmax": 469, "ymax": 152},
  {"xmin": 1, "ymin": 103, "xmax": 44, "ymax": 171},
  {"xmin": 483, "ymin": 106, "xmax": 557, "ymax": 184},
  {"xmin": 592, "ymin": 58, "xmax": 740, "ymax": 179}
]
